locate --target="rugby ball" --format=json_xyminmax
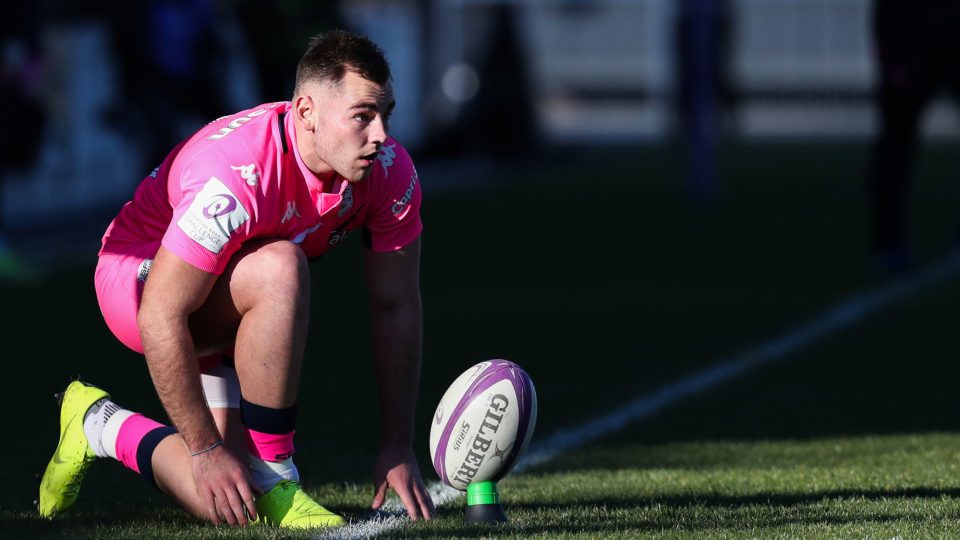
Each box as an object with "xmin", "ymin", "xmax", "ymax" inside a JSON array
[{"xmin": 429, "ymin": 359, "xmax": 537, "ymax": 491}]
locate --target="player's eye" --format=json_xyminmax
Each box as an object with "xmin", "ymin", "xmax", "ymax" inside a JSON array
[{"xmin": 354, "ymin": 113, "xmax": 372, "ymax": 124}]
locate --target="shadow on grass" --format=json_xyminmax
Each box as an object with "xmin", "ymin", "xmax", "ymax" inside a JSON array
[
  {"xmin": 511, "ymin": 486, "xmax": 960, "ymax": 511},
  {"xmin": 396, "ymin": 487, "xmax": 960, "ymax": 538},
  {"xmin": 0, "ymin": 509, "xmax": 204, "ymax": 540}
]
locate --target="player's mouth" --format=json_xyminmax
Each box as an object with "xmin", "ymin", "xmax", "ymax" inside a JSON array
[{"xmin": 359, "ymin": 152, "xmax": 378, "ymax": 167}]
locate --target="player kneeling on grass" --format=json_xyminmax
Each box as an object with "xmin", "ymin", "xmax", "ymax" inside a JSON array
[{"xmin": 38, "ymin": 29, "xmax": 436, "ymax": 528}]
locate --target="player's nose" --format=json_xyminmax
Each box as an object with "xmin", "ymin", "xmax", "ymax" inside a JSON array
[{"xmin": 369, "ymin": 115, "xmax": 387, "ymax": 145}]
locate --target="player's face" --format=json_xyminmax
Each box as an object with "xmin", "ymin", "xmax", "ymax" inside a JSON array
[{"xmin": 311, "ymin": 71, "xmax": 395, "ymax": 182}]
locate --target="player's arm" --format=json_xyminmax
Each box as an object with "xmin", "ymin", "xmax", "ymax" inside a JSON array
[
  {"xmin": 138, "ymin": 245, "xmax": 258, "ymax": 526},
  {"xmin": 363, "ymin": 237, "xmax": 436, "ymax": 520},
  {"xmin": 139, "ymin": 246, "xmax": 220, "ymax": 454}
]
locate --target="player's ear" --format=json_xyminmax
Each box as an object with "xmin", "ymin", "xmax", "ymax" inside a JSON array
[{"xmin": 294, "ymin": 95, "xmax": 315, "ymax": 131}]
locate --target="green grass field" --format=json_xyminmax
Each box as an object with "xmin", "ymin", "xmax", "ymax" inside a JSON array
[{"xmin": 4, "ymin": 141, "xmax": 960, "ymax": 538}]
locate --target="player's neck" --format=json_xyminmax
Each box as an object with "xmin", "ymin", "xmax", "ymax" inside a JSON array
[{"xmin": 293, "ymin": 122, "xmax": 337, "ymax": 186}]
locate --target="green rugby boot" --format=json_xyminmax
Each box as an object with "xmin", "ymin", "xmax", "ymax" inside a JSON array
[
  {"xmin": 38, "ymin": 380, "xmax": 109, "ymax": 518},
  {"xmin": 255, "ymin": 480, "xmax": 346, "ymax": 528}
]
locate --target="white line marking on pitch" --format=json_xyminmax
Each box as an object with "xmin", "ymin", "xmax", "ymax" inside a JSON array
[{"xmin": 319, "ymin": 255, "xmax": 960, "ymax": 539}]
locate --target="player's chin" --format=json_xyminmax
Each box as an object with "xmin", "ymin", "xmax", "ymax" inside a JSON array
[{"xmin": 347, "ymin": 166, "xmax": 373, "ymax": 183}]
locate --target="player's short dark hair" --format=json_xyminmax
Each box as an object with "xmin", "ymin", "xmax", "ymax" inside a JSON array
[{"xmin": 294, "ymin": 29, "xmax": 391, "ymax": 95}]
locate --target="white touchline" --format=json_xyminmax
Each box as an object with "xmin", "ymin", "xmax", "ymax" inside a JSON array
[{"xmin": 319, "ymin": 254, "xmax": 960, "ymax": 540}]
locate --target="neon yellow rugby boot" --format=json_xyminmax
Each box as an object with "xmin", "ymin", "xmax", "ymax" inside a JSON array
[
  {"xmin": 255, "ymin": 480, "xmax": 346, "ymax": 528},
  {"xmin": 38, "ymin": 380, "xmax": 109, "ymax": 517}
]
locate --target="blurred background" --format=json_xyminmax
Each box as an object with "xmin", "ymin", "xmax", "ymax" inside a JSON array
[
  {"xmin": 6, "ymin": 3, "xmax": 960, "ymax": 534},
  {"xmin": 2, "ymin": 0, "xmax": 959, "ymax": 279}
]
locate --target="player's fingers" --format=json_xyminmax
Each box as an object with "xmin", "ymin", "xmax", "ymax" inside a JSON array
[
  {"xmin": 200, "ymin": 489, "xmax": 221, "ymax": 525},
  {"xmin": 372, "ymin": 480, "xmax": 388, "ymax": 510},
  {"xmin": 414, "ymin": 482, "xmax": 436, "ymax": 519},
  {"xmin": 224, "ymin": 486, "xmax": 249, "ymax": 526},
  {"xmin": 237, "ymin": 480, "xmax": 258, "ymax": 522},
  {"xmin": 412, "ymin": 487, "xmax": 430, "ymax": 520},
  {"xmin": 394, "ymin": 483, "xmax": 420, "ymax": 521},
  {"xmin": 215, "ymin": 488, "xmax": 239, "ymax": 526}
]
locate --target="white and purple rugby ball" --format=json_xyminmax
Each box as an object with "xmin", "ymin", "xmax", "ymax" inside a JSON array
[{"xmin": 429, "ymin": 359, "xmax": 537, "ymax": 491}]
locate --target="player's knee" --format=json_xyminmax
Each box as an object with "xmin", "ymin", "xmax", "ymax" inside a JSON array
[{"xmin": 250, "ymin": 240, "xmax": 310, "ymax": 303}]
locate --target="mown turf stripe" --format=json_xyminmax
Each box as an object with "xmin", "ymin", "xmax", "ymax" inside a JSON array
[
  {"xmin": 518, "ymin": 255, "xmax": 960, "ymax": 471},
  {"xmin": 319, "ymin": 255, "xmax": 960, "ymax": 539}
]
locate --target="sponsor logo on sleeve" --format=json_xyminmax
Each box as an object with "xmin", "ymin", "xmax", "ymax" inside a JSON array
[
  {"xmin": 391, "ymin": 172, "xmax": 419, "ymax": 218},
  {"xmin": 176, "ymin": 177, "xmax": 250, "ymax": 253},
  {"xmin": 376, "ymin": 143, "xmax": 396, "ymax": 176}
]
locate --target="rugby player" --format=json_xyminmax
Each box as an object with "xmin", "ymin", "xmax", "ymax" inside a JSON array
[{"xmin": 38, "ymin": 29, "xmax": 435, "ymax": 528}]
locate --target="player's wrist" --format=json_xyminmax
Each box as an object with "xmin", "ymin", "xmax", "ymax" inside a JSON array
[{"xmin": 189, "ymin": 439, "xmax": 224, "ymax": 457}]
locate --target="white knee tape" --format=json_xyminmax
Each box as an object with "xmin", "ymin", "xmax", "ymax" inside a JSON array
[{"xmin": 200, "ymin": 364, "xmax": 241, "ymax": 408}]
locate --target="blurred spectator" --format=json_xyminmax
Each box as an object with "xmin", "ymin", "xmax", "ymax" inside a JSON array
[
  {"xmin": 102, "ymin": 0, "xmax": 229, "ymax": 168},
  {"xmin": 419, "ymin": 3, "xmax": 536, "ymax": 159},
  {"xmin": 675, "ymin": 0, "xmax": 733, "ymax": 203},
  {"xmin": 234, "ymin": 0, "xmax": 342, "ymax": 102},
  {"xmin": 0, "ymin": 4, "xmax": 46, "ymax": 279},
  {"xmin": 465, "ymin": 4, "xmax": 537, "ymax": 158},
  {"xmin": 868, "ymin": 0, "xmax": 960, "ymax": 274}
]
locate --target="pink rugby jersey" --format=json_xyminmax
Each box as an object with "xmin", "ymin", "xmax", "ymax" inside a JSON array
[{"xmin": 100, "ymin": 102, "xmax": 422, "ymax": 274}]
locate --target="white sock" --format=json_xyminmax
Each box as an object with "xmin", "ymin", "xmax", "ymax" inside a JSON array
[
  {"xmin": 200, "ymin": 365, "xmax": 241, "ymax": 408},
  {"xmin": 82, "ymin": 398, "xmax": 134, "ymax": 459},
  {"xmin": 249, "ymin": 455, "xmax": 300, "ymax": 493}
]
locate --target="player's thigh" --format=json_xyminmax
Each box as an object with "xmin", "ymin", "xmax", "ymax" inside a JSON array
[{"xmin": 189, "ymin": 239, "xmax": 309, "ymax": 355}]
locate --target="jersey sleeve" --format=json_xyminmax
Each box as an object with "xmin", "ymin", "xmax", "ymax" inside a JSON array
[
  {"xmin": 161, "ymin": 166, "xmax": 258, "ymax": 275},
  {"xmin": 363, "ymin": 141, "xmax": 423, "ymax": 252}
]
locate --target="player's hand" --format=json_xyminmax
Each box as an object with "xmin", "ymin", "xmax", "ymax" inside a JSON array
[
  {"xmin": 190, "ymin": 444, "xmax": 261, "ymax": 526},
  {"xmin": 372, "ymin": 444, "xmax": 436, "ymax": 521}
]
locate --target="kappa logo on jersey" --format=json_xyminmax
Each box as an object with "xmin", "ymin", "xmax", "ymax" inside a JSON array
[
  {"xmin": 391, "ymin": 172, "xmax": 419, "ymax": 218},
  {"xmin": 337, "ymin": 184, "xmax": 354, "ymax": 217},
  {"xmin": 376, "ymin": 143, "xmax": 396, "ymax": 176},
  {"xmin": 231, "ymin": 164, "xmax": 260, "ymax": 186},
  {"xmin": 207, "ymin": 104, "xmax": 280, "ymax": 140},
  {"xmin": 177, "ymin": 177, "xmax": 250, "ymax": 253},
  {"xmin": 281, "ymin": 201, "xmax": 301, "ymax": 224}
]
